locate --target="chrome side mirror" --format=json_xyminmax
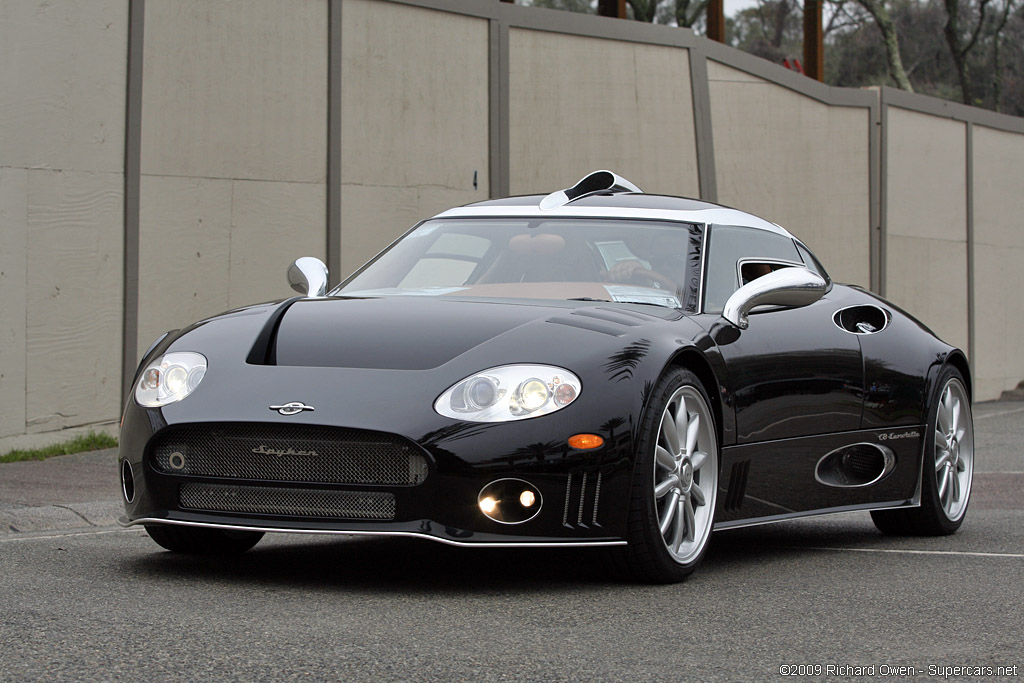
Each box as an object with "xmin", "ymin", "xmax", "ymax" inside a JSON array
[
  {"xmin": 287, "ymin": 257, "xmax": 329, "ymax": 298},
  {"xmin": 722, "ymin": 267, "xmax": 826, "ymax": 329}
]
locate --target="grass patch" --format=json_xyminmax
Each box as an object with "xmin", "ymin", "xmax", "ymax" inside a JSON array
[{"xmin": 0, "ymin": 431, "xmax": 118, "ymax": 464}]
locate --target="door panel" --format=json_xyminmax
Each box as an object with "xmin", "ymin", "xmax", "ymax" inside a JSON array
[{"xmin": 713, "ymin": 293, "xmax": 864, "ymax": 443}]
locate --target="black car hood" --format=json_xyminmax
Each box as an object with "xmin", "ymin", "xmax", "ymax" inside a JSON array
[{"xmin": 269, "ymin": 296, "xmax": 573, "ymax": 370}]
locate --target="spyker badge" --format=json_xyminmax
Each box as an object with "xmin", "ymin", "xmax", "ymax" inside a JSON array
[{"xmin": 270, "ymin": 402, "xmax": 316, "ymax": 416}]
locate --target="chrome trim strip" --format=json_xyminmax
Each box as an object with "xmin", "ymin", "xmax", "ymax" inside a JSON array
[
  {"xmin": 121, "ymin": 461, "xmax": 135, "ymax": 504},
  {"xmin": 122, "ymin": 518, "xmax": 627, "ymax": 548},
  {"xmin": 435, "ymin": 205, "xmax": 794, "ymax": 237},
  {"xmin": 713, "ymin": 500, "xmax": 919, "ymax": 531}
]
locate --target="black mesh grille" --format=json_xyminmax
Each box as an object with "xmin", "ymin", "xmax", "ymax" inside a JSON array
[
  {"xmin": 151, "ymin": 423, "xmax": 428, "ymax": 486},
  {"xmin": 180, "ymin": 483, "xmax": 395, "ymax": 519}
]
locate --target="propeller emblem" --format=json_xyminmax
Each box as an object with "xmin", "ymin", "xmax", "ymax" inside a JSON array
[{"xmin": 270, "ymin": 402, "xmax": 316, "ymax": 416}]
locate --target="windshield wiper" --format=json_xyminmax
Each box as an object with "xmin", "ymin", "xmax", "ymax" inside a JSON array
[{"xmin": 567, "ymin": 297, "xmax": 611, "ymax": 302}]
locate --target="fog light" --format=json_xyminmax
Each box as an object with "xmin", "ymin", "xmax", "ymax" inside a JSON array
[{"xmin": 477, "ymin": 479, "xmax": 542, "ymax": 524}]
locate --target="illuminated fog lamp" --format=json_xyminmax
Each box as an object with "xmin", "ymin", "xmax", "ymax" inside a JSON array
[
  {"xmin": 478, "ymin": 479, "xmax": 542, "ymax": 524},
  {"xmin": 517, "ymin": 379, "xmax": 550, "ymax": 412},
  {"xmin": 568, "ymin": 434, "xmax": 605, "ymax": 450}
]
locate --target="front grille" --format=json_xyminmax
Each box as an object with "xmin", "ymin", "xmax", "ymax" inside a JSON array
[
  {"xmin": 151, "ymin": 423, "xmax": 428, "ymax": 486},
  {"xmin": 180, "ymin": 483, "xmax": 396, "ymax": 520}
]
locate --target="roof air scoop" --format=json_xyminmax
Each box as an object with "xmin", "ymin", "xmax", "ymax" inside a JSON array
[{"xmin": 539, "ymin": 170, "xmax": 643, "ymax": 211}]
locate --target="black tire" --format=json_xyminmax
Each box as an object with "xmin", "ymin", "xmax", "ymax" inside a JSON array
[
  {"xmin": 871, "ymin": 365, "xmax": 974, "ymax": 536},
  {"xmin": 145, "ymin": 524, "xmax": 264, "ymax": 555},
  {"xmin": 617, "ymin": 367, "xmax": 719, "ymax": 583}
]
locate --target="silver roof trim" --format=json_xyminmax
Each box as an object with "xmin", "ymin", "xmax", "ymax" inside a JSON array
[{"xmin": 433, "ymin": 204, "xmax": 794, "ymax": 237}]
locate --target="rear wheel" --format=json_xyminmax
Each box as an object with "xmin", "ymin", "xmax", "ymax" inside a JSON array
[
  {"xmin": 871, "ymin": 366, "xmax": 974, "ymax": 536},
  {"xmin": 619, "ymin": 368, "xmax": 719, "ymax": 583},
  {"xmin": 145, "ymin": 524, "xmax": 264, "ymax": 555}
]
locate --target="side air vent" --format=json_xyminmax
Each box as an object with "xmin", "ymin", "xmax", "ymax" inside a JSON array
[
  {"xmin": 815, "ymin": 443, "xmax": 896, "ymax": 488},
  {"xmin": 539, "ymin": 170, "xmax": 643, "ymax": 211},
  {"xmin": 724, "ymin": 459, "xmax": 750, "ymax": 511},
  {"xmin": 561, "ymin": 471, "xmax": 604, "ymax": 528}
]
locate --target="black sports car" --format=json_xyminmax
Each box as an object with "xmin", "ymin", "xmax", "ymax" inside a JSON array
[{"xmin": 119, "ymin": 170, "xmax": 974, "ymax": 582}]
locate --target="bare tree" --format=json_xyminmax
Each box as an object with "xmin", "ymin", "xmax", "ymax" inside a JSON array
[
  {"xmin": 853, "ymin": 0, "xmax": 914, "ymax": 90},
  {"xmin": 671, "ymin": 0, "xmax": 711, "ymax": 27}
]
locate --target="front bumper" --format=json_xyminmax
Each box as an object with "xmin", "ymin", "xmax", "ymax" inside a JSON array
[{"xmin": 119, "ymin": 407, "xmax": 635, "ymax": 546}]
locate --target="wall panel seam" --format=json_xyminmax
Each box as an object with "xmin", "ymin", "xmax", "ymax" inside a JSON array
[
  {"xmin": 121, "ymin": 0, "xmax": 145, "ymax": 407},
  {"xmin": 688, "ymin": 49, "xmax": 717, "ymax": 202},
  {"xmin": 328, "ymin": 0, "xmax": 342, "ymax": 285}
]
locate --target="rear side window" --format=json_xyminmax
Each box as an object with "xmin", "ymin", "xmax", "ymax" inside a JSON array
[{"xmin": 703, "ymin": 225, "xmax": 801, "ymax": 313}]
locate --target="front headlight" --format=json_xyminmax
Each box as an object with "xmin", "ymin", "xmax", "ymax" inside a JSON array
[
  {"xmin": 434, "ymin": 364, "xmax": 581, "ymax": 422},
  {"xmin": 135, "ymin": 352, "xmax": 208, "ymax": 407}
]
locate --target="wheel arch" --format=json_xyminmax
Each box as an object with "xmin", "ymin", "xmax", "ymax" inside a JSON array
[
  {"xmin": 666, "ymin": 347, "xmax": 728, "ymax": 448},
  {"xmin": 944, "ymin": 350, "xmax": 973, "ymax": 401}
]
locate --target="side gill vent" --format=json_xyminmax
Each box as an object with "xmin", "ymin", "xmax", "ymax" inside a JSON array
[
  {"xmin": 539, "ymin": 170, "xmax": 643, "ymax": 211},
  {"xmin": 724, "ymin": 459, "xmax": 750, "ymax": 511},
  {"xmin": 562, "ymin": 471, "xmax": 604, "ymax": 528}
]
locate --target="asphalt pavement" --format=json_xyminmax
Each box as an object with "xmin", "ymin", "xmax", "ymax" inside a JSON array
[{"xmin": 0, "ymin": 401, "xmax": 1021, "ymax": 681}]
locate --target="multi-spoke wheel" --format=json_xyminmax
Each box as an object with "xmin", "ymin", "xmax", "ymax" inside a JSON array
[
  {"xmin": 872, "ymin": 366, "xmax": 974, "ymax": 536},
  {"xmin": 146, "ymin": 524, "xmax": 264, "ymax": 555},
  {"xmin": 620, "ymin": 368, "xmax": 718, "ymax": 583}
]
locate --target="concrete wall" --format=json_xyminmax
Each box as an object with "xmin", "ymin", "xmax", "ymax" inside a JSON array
[
  {"xmin": 4, "ymin": 0, "xmax": 1024, "ymax": 445},
  {"xmin": 883, "ymin": 107, "xmax": 970, "ymax": 354},
  {"xmin": 136, "ymin": 0, "xmax": 329, "ymax": 358},
  {"xmin": 509, "ymin": 31, "xmax": 699, "ymax": 197},
  {"xmin": 339, "ymin": 0, "xmax": 490, "ymax": 275},
  {"xmin": 972, "ymin": 125, "xmax": 1024, "ymax": 399},
  {"xmin": 707, "ymin": 62, "xmax": 872, "ymax": 288},
  {"xmin": 0, "ymin": 0, "xmax": 127, "ymax": 437}
]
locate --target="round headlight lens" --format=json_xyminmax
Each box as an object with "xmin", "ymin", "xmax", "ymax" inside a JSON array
[
  {"xmin": 135, "ymin": 352, "xmax": 208, "ymax": 407},
  {"xmin": 164, "ymin": 365, "xmax": 189, "ymax": 396},
  {"xmin": 517, "ymin": 379, "xmax": 550, "ymax": 413},
  {"xmin": 465, "ymin": 376, "xmax": 498, "ymax": 410}
]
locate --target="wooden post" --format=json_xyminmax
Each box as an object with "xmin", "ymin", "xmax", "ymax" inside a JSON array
[
  {"xmin": 803, "ymin": 0, "xmax": 824, "ymax": 81},
  {"xmin": 706, "ymin": 0, "xmax": 725, "ymax": 43},
  {"xmin": 598, "ymin": 0, "xmax": 627, "ymax": 18}
]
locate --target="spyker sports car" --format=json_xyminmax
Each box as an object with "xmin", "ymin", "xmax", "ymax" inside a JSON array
[{"xmin": 119, "ymin": 170, "xmax": 975, "ymax": 583}]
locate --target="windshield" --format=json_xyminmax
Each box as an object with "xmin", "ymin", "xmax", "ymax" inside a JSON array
[{"xmin": 335, "ymin": 218, "xmax": 704, "ymax": 309}]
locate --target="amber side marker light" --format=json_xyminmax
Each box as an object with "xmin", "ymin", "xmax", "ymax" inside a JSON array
[{"xmin": 568, "ymin": 434, "xmax": 604, "ymax": 450}]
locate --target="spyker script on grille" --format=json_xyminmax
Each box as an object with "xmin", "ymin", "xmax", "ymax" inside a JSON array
[{"xmin": 251, "ymin": 444, "xmax": 319, "ymax": 457}]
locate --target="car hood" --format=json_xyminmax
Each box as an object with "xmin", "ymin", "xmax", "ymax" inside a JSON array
[{"xmin": 269, "ymin": 296, "xmax": 636, "ymax": 370}]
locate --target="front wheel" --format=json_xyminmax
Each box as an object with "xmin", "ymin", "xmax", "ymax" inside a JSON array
[
  {"xmin": 871, "ymin": 366, "xmax": 974, "ymax": 536},
  {"xmin": 619, "ymin": 368, "xmax": 719, "ymax": 583},
  {"xmin": 145, "ymin": 524, "xmax": 264, "ymax": 555}
]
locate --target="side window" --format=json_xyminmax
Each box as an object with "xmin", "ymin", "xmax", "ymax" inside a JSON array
[
  {"xmin": 795, "ymin": 241, "xmax": 830, "ymax": 283},
  {"xmin": 703, "ymin": 225, "xmax": 801, "ymax": 313}
]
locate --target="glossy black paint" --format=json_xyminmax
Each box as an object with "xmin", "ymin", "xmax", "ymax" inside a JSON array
[{"xmin": 120, "ymin": 211, "xmax": 967, "ymax": 545}]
